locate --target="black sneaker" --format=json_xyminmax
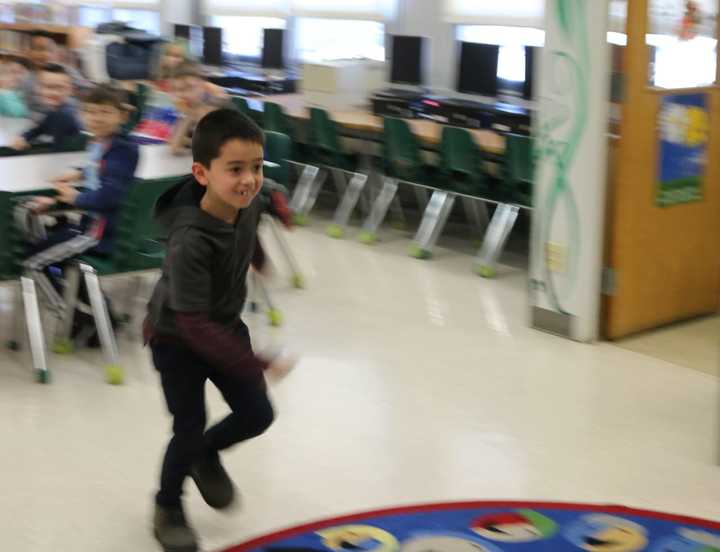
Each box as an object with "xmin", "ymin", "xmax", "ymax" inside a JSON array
[
  {"xmin": 190, "ymin": 450, "xmax": 236, "ymax": 510},
  {"xmin": 153, "ymin": 504, "xmax": 199, "ymax": 552}
]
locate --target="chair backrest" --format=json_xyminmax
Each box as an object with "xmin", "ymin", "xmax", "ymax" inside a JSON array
[
  {"xmin": 505, "ymin": 133, "xmax": 534, "ymax": 183},
  {"xmin": 383, "ymin": 117, "xmax": 424, "ymax": 182},
  {"xmin": 263, "ymin": 131, "xmax": 291, "ymax": 186},
  {"xmin": 308, "ymin": 107, "xmax": 342, "ymax": 166},
  {"xmin": 111, "ymin": 175, "xmax": 186, "ymax": 270},
  {"xmin": 123, "ymin": 82, "xmax": 150, "ymax": 133},
  {"xmin": 264, "ymin": 102, "xmax": 292, "ymax": 136},
  {"xmin": 440, "ymin": 126, "xmax": 481, "ymax": 175},
  {"xmin": 231, "ymin": 96, "xmax": 252, "ymax": 117},
  {"xmin": 440, "ymin": 126, "xmax": 488, "ymax": 196}
]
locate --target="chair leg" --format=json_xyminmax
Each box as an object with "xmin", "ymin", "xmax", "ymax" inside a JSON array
[
  {"xmin": 51, "ymin": 264, "xmax": 81, "ymax": 354},
  {"xmin": 7, "ymin": 280, "xmax": 24, "ymax": 352},
  {"xmin": 290, "ymin": 165, "xmax": 326, "ymax": 224},
  {"xmin": 327, "ymin": 171, "xmax": 369, "ymax": 239},
  {"xmin": 410, "ymin": 190, "xmax": 456, "ymax": 260},
  {"xmin": 79, "ymin": 263, "xmax": 123, "ymax": 385},
  {"xmin": 252, "ymin": 271, "xmax": 282, "ymax": 327},
  {"xmin": 359, "ymin": 177, "xmax": 399, "ymax": 244},
  {"xmin": 264, "ymin": 215, "xmax": 305, "ymax": 289},
  {"xmin": 20, "ymin": 276, "xmax": 50, "ymax": 383},
  {"xmin": 474, "ymin": 203, "xmax": 520, "ymax": 278}
]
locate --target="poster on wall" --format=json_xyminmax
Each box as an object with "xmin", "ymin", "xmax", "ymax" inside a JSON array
[{"xmin": 657, "ymin": 93, "xmax": 708, "ymax": 207}]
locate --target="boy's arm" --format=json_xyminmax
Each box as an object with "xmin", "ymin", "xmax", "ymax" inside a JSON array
[
  {"xmin": 73, "ymin": 143, "xmax": 139, "ymax": 211},
  {"xmin": 21, "ymin": 112, "xmax": 50, "ymax": 142},
  {"xmin": 169, "ymin": 235, "xmax": 268, "ymax": 382},
  {"xmin": 169, "ymin": 115, "xmax": 194, "ymax": 154},
  {"xmin": 52, "ymin": 110, "xmax": 81, "ymax": 145}
]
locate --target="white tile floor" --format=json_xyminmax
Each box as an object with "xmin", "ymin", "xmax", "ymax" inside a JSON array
[{"xmin": 0, "ymin": 222, "xmax": 718, "ymax": 552}]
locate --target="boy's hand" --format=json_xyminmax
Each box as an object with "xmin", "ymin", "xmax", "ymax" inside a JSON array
[
  {"xmin": 30, "ymin": 196, "xmax": 57, "ymax": 213},
  {"xmin": 270, "ymin": 191, "xmax": 293, "ymax": 229},
  {"xmin": 10, "ymin": 137, "xmax": 29, "ymax": 151},
  {"xmin": 265, "ymin": 356, "xmax": 297, "ymax": 384},
  {"xmin": 51, "ymin": 169, "xmax": 82, "ymax": 187},
  {"xmin": 55, "ymin": 183, "xmax": 80, "ymax": 205}
]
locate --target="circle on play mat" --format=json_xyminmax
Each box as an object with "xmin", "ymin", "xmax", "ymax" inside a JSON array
[{"xmin": 220, "ymin": 501, "xmax": 720, "ymax": 552}]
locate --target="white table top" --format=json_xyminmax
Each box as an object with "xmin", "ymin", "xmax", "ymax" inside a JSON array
[
  {"xmin": 0, "ymin": 144, "xmax": 278, "ymax": 193},
  {"xmin": 0, "ymin": 145, "xmax": 191, "ymax": 193},
  {"xmin": 0, "ymin": 117, "xmax": 33, "ymax": 147}
]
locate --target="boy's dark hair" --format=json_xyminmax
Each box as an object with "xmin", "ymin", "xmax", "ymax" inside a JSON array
[
  {"xmin": 5, "ymin": 55, "xmax": 32, "ymax": 71},
  {"xmin": 81, "ymin": 83, "xmax": 130, "ymax": 111},
  {"xmin": 39, "ymin": 62, "xmax": 70, "ymax": 77},
  {"xmin": 193, "ymin": 108, "xmax": 265, "ymax": 167},
  {"xmin": 29, "ymin": 30, "xmax": 58, "ymax": 44},
  {"xmin": 173, "ymin": 60, "xmax": 204, "ymax": 80}
]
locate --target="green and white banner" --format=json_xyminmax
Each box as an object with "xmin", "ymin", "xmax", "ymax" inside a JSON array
[{"xmin": 530, "ymin": 0, "xmax": 611, "ymax": 342}]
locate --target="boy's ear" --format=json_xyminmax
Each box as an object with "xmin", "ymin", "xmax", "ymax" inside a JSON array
[{"xmin": 192, "ymin": 162, "xmax": 210, "ymax": 187}]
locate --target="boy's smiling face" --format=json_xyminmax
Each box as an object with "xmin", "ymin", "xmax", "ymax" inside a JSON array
[
  {"xmin": 81, "ymin": 102, "xmax": 127, "ymax": 140},
  {"xmin": 193, "ymin": 138, "xmax": 264, "ymax": 217},
  {"xmin": 37, "ymin": 70, "xmax": 72, "ymax": 109}
]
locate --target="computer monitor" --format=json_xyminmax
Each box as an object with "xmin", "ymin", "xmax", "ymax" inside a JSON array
[
  {"xmin": 390, "ymin": 35, "xmax": 425, "ymax": 85},
  {"xmin": 456, "ymin": 42, "xmax": 499, "ymax": 97},
  {"xmin": 174, "ymin": 24, "xmax": 203, "ymax": 60},
  {"xmin": 203, "ymin": 26, "xmax": 223, "ymax": 66},
  {"xmin": 174, "ymin": 24, "xmax": 190, "ymax": 40},
  {"xmin": 262, "ymin": 28, "xmax": 285, "ymax": 69},
  {"xmin": 523, "ymin": 46, "xmax": 536, "ymax": 100}
]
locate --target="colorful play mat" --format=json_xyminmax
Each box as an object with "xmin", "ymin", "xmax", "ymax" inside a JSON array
[{"xmin": 222, "ymin": 501, "xmax": 720, "ymax": 552}]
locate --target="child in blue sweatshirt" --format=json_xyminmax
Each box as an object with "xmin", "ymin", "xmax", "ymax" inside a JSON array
[
  {"xmin": 9, "ymin": 63, "xmax": 82, "ymax": 151},
  {"xmin": 18, "ymin": 84, "xmax": 139, "ymax": 327}
]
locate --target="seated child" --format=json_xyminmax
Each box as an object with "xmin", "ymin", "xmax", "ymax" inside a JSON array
[
  {"xmin": 22, "ymin": 30, "xmax": 86, "ymax": 117},
  {"xmin": 169, "ymin": 61, "xmax": 229, "ymax": 155},
  {"xmin": 16, "ymin": 84, "xmax": 139, "ymax": 339},
  {"xmin": 0, "ymin": 55, "xmax": 31, "ymax": 117},
  {"xmin": 9, "ymin": 63, "xmax": 81, "ymax": 152}
]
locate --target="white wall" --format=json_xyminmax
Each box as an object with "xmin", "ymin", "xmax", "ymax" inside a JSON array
[{"xmin": 159, "ymin": 0, "xmax": 195, "ymax": 35}]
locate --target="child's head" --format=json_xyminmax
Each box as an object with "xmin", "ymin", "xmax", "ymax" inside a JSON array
[
  {"xmin": 172, "ymin": 61, "xmax": 206, "ymax": 109},
  {"xmin": 37, "ymin": 63, "xmax": 73, "ymax": 109},
  {"xmin": 80, "ymin": 84, "xmax": 131, "ymax": 139},
  {"xmin": 192, "ymin": 108, "xmax": 265, "ymax": 211},
  {"xmin": 160, "ymin": 41, "xmax": 188, "ymax": 73},
  {"xmin": 28, "ymin": 31, "xmax": 60, "ymax": 68},
  {"xmin": 1, "ymin": 55, "xmax": 31, "ymax": 89}
]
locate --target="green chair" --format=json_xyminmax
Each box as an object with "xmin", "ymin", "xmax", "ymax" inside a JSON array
[
  {"xmin": 383, "ymin": 117, "xmax": 434, "ymax": 184},
  {"xmin": 358, "ymin": 117, "xmax": 435, "ymax": 245},
  {"xmin": 264, "ymin": 131, "xmax": 291, "ymax": 187},
  {"xmin": 15, "ymin": 175, "xmax": 186, "ymax": 384},
  {"xmin": 308, "ymin": 107, "xmax": 361, "ymax": 172},
  {"xmin": 263, "ymin": 102, "xmax": 307, "ymax": 165},
  {"xmin": 264, "ymin": 102, "xmax": 294, "ymax": 137},
  {"xmin": 304, "ymin": 108, "xmax": 368, "ymax": 238},
  {"xmin": 438, "ymin": 126, "xmax": 488, "ymax": 198},
  {"xmin": 232, "ymin": 96, "xmax": 252, "ymax": 117},
  {"xmin": 123, "ymin": 82, "xmax": 150, "ymax": 133},
  {"xmin": 502, "ymin": 133, "xmax": 534, "ymax": 206}
]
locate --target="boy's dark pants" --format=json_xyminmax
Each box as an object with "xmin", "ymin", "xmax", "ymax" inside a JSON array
[{"xmin": 151, "ymin": 330, "xmax": 274, "ymax": 508}]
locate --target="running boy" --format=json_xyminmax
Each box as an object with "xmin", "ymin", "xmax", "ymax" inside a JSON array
[
  {"xmin": 9, "ymin": 63, "xmax": 81, "ymax": 151},
  {"xmin": 144, "ymin": 109, "xmax": 292, "ymax": 552}
]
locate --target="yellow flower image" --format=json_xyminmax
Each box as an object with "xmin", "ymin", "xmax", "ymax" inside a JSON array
[{"xmin": 685, "ymin": 106, "xmax": 709, "ymax": 147}]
